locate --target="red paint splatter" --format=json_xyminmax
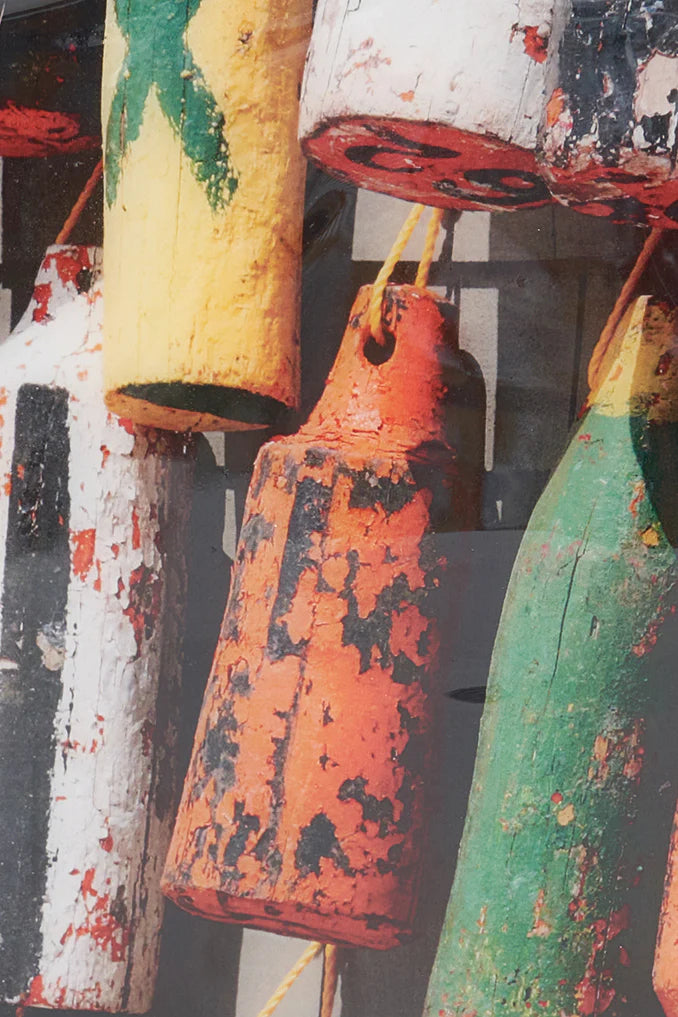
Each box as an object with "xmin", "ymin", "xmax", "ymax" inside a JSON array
[
  {"xmin": 117, "ymin": 416, "xmax": 135, "ymax": 434},
  {"xmin": 32, "ymin": 283, "xmax": 53, "ymax": 322},
  {"xmin": 521, "ymin": 25, "xmax": 548, "ymax": 62},
  {"xmin": 140, "ymin": 718, "xmax": 155, "ymax": 757},
  {"xmin": 111, "ymin": 543, "xmax": 120, "ymax": 558},
  {"xmin": 93, "ymin": 560, "xmax": 102, "ymax": 592},
  {"xmin": 551, "ymin": 791, "xmax": 563, "ymax": 804},
  {"xmin": 59, "ymin": 867, "xmax": 130, "ymax": 962},
  {"xmin": 575, "ymin": 905, "xmax": 630, "ymax": 1016},
  {"xmin": 71, "ymin": 528, "xmax": 96, "ymax": 580},
  {"xmin": 99, "ymin": 832, "xmax": 114, "ymax": 852},
  {"xmin": 100, "ymin": 444, "xmax": 110, "ymax": 467},
  {"xmin": 123, "ymin": 564, "xmax": 162, "ymax": 655},
  {"xmin": 628, "ymin": 481, "xmax": 645, "ymax": 518},
  {"xmin": 631, "ymin": 615, "xmax": 663, "ymax": 657},
  {"xmin": 44, "ymin": 248, "xmax": 92, "ymax": 288},
  {"xmin": 132, "ymin": 507, "xmax": 141, "ymax": 550}
]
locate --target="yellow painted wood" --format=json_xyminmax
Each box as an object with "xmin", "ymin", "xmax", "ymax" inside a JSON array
[{"xmin": 102, "ymin": 0, "xmax": 311, "ymax": 431}]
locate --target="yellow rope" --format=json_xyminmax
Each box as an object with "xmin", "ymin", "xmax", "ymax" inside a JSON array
[
  {"xmin": 414, "ymin": 207, "xmax": 445, "ymax": 290},
  {"xmin": 368, "ymin": 202, "xmax": 425, "ymax": 343},
  {"xmin": 320, "ymin": 945, "xmax": 340, "ymax": 1017},
  {"xmin": 587, "ymin": 227, "xmax": 663, "ymax": 392},
  {"xmin": 254, "ymin": 941, "xmax": 322, "ymax": 1017}
]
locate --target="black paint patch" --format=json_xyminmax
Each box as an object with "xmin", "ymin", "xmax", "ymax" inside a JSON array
[
  {"xmin": 0, "ymin": 384, "xmax": 70, "ymax": 998},
  {"xmin": 391, "ymin": 652, "xmax": 421, "ymax": 686},
  {"xmin": 238, "ymin": 513, "xmax": 275, "ymax": 561},
  {"xmin": 267, "ymin": 476, "xmax": 332, "ymax": 660},
  {"xmin": 191, "ymin": 709, "xmax": 239, "ymax": 805},
  {"xmin": 550, "ymin": 1, "xmax": 678, "ymax": 165},
  {"xmin": 222, "ymin": 801, "xmax": 260, "ymax": 869},
  {"xmin": 295, "ymin": 812, "xmax": 354, "ymax": 878},
  {"xmin": 345, "ymin": 465, "xmax": 417, "ymax": 515},
  {"xmin": 376, "ymin": 841, "xmax": 405, "ymax": 875},
  {"xmin": 341, "ymin": 552, "xmax": 427, "ymax": 674},
  {"xmin": 338, "ymin": 776, "xmax": 395, "ymax": 838}
]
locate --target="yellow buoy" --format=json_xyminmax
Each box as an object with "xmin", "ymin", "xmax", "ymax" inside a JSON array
[{"xmin": 101, "ymin": 0, "xmax": 311, "ymax": 431}]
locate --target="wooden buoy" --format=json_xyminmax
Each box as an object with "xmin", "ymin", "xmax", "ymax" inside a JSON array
[
  {"xmin": 538, "ymin": 2, "xmax": 678, "ymax": 228},
  {"xmin": 163, "ymin": 284, "xmax": 482, "ymax": 948},
  {"xmin": 101, "ymin": 0, "xmax": 312, "ymax": 431},
  {"xmin": 655, "ymin": 801, "xmax": 678, "ymax": 1016},
  {"xmin": 424, "ymin": 297, "xmax": 678, "ymax": 1015},
  {"xmin": 298, "ymin": 0, "xmax": 561, "ymax": 212},
  {"xmin": 0, "ymin": 246, "xmax": 194, "ymax": 1011}
]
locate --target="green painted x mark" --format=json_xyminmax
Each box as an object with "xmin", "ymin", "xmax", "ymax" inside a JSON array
[{"xmin": 105, "ymin": 0, "xmax": 238, "ymax": 211}]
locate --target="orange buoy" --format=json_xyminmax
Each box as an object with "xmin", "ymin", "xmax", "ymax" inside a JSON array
[{"xmin": 162, "ymin": 283, "xmax": 482, "ymax": 948}]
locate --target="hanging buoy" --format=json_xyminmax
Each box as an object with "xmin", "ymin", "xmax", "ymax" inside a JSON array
[
  {"xmin": 538, "ymin": 2, "xmax": 678, "ymax": 228},
  {"xmin": 298, "ymin": 0, "xmax": 562, "ymax": 212},
  {"xmin": 101, "ymin": 0, "xmax": 312, "ymax": 431},
  {"xmin": 163, "ymin": 283, "xmax": 482, "ymax": 948},
  {"xmin": 0, "ymin": 246, "xmax": 194, "ymax": 1011},
  {"xmin": 424, "ymin": 297, "xmax": 678, "ymax": 1015}
]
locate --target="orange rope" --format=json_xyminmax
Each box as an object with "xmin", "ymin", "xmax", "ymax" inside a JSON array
[
  {"xmin": 55, "ymin": 158, "xmax": 103, "ymax": 245},
  {"xmin": 587, "ymin": 227, "xmax": 663, "ymax": 391}
]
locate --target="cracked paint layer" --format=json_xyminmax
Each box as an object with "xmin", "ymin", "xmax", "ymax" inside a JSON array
[
  {"xmin": 424, "ymin": 298, "xmax": 678, "ymax": 1016},
  {"xmin": 538, "ymin": 0, "xmax": 678, "ymax": 228},
  {"xmin": 0, "ymin": 246, "xmax": 194, "ymax": 1011},
  {"xmin": 163, "ymin": 284, "xmax": 481, "ymax": 948}
]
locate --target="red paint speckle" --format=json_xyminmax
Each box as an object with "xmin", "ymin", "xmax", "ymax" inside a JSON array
[
  {"xmin": 31, "ymin": 283, "xmax": 52, "ymax": 322},
  {"xmin": 71, "ymin": 528, "xmax": 96, "ymax": 580},
  {"xmin": 578, "ymin": 433, "xmax": 591, "ymax": 442},
  {"xmin": 521, "ymin": 25, "xmax": 548, "ymax": 62},
  {"xmin": 117, "ymin": 416, "xmax": 135, "ymax": 435},
  {"xmin": 551, "ymin": 791, "xmax": 563, "ymax": 804},
  {"xmin": 132, "ymin": 507, "xmax": 141, "ymax": 550},
  {"xmin": 99, "ymin": 832, "xmax": 114, "ymax": 852}
]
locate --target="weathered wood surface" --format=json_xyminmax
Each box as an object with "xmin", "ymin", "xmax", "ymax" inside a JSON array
[
  {"xmin": 163, "ymin": 285, "xmax": 482, "ymax": 948},
  {"xmin": 424, "ymin": 296, "xmax": 678, "ymax": 1016},
  {"xmin": 299, "ymin": 0, "xmax": 562, "ymax": 211},
  {"xmin": 101, "ymin": 0, "xmax": 312, "ymax": 431},
  {"xmin": 538, "ymin": 0, "xmax": 678, "ymax": 228},
  {"xmin": 0, "ymin": 246, "xmax": 194, "ymax": 1011}
]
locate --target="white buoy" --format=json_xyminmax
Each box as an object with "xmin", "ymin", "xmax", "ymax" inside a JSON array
[
  {"xmin": 299, "ymin": 0, "xmax": 565, "ymax": 211},
  {"xmin": 0, "ymin": 246, "xmax": 194, "ymax": 1012}
]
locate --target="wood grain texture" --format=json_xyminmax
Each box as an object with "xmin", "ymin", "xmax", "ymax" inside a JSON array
[
  {"xmin": 101, "ymin": 0, "xmax": 312, "ymax": 430},
  {"xmin": 299, "ymin": 0, "xmax": 563, "ymax": 211},
  {"xmin": 0, "ymin": 246, "xmax": 194, "ymax": 1011},
  {"xmin": 424, "ymin": 297, "xmax": 678, "ymax": 1016},
  {"xmin": 538, "ymin": 0, "xmax": 678, "ymax": 228},
  {"xmin": 163, "ymin": 285, "xmax": 482, "ymax": 948}
]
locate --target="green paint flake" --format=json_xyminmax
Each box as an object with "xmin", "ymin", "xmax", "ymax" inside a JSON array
[{"xmin": 106, "ymin": 0, "xmax": 238, "ymax": 211}]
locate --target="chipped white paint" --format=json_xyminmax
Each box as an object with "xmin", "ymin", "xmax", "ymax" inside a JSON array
[
  {"xmin": 300, "ymin": 0, "xmax": 565, "ymax": 209},
  {"xmin": 0, "ymin": 246, "xmax": 194, "ymax": 1011}
]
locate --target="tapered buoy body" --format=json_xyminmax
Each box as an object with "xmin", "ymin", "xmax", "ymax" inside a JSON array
[
  {"xmin": 299, "ymin": 0, "xmax": 561, "ymax": 211},
  {"xmin": 539, "ymin": 2, "xmax": 678, "ymax": 227},
  {"xmin": 163, "ymin": 285, "xmax": 481, "ymax": 948},
  {"xmin": 101, "ymin": 0, "xmax": 312, "ymax": 431},
  {"xmin": 0, "ymin": 247, "xmax": 194, "ymax": 1011},
  {"xmin": 425, "ymin": 298, "xmax": 678, "ymax": 1015}
]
